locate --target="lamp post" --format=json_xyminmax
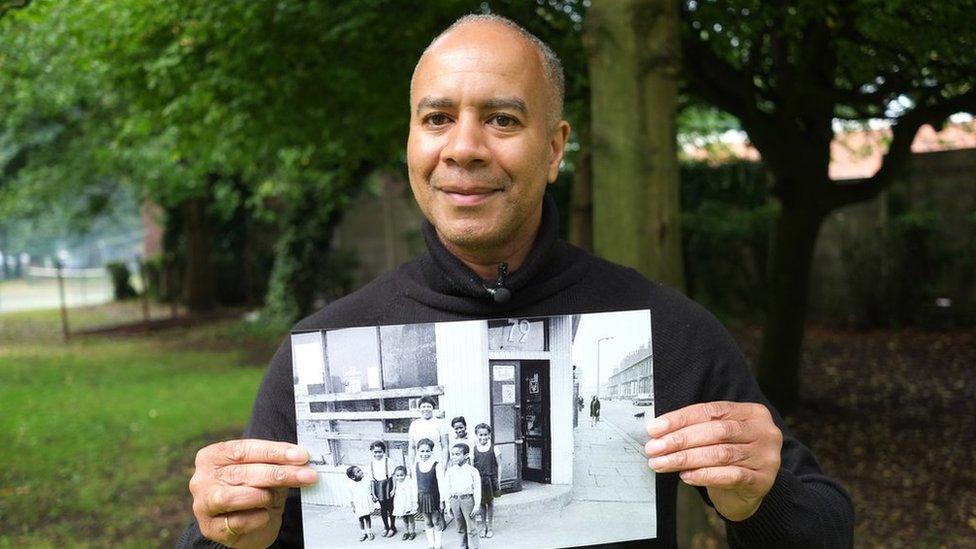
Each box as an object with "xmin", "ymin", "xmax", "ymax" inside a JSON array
[{"xmin": 596, "ymin": 336, "xmax": 614, "ymax": 398}]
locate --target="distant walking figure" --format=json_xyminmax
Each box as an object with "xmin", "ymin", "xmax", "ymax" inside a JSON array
[{"xmin": 590, "ymin": 396, "xmax": 601, "ymax": 427}]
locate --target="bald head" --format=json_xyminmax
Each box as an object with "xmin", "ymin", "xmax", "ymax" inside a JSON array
[{"xmin": 411, "ymin": 14, "xmax": 565, "ymax": 129}]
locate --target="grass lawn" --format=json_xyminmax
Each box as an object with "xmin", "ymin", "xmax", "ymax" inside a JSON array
[{"xmin": 0, "ymin": 302, "xmax": 285, "ymax": 547}]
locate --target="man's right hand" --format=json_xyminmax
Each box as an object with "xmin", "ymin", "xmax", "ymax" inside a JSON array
[{"xmin": 189, "ymin": 439, "xmax": 318, "ymax": 549}]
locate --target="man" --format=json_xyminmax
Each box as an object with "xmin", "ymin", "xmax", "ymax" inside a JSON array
[{"xmin": 179, "ymin": 14, "xmax": 853, "ymax": 548}]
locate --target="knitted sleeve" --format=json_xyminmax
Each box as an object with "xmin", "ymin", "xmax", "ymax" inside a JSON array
[{"xmin": 696, "ymin": 315, "xmax": 854, "ymax": 548}]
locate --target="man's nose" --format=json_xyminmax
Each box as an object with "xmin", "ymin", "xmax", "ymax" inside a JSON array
[{"xmin": 441, "ymin": 113, "xmax": 489, "ymax": 168}]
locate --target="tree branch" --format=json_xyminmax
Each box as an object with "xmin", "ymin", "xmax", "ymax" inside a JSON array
[
  {"xmin": 825, "ymin": 89, "xmax": 976, "ymax": 208},
  {"xmin": 680, "ymin": 32, "xmax": 762, "ymax": 122},
  {"xmin": 681, "ymin": 33, "xmax": 788, "ymax": 164}
]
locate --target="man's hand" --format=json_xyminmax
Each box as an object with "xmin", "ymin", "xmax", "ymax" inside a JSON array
[
  {"xmin": 644, "ymin": 401, "xmax": 782, "ymax": 521},
  {"xmin": 189, "ymin": 439, "xmax": 318, "ymax": 548}
]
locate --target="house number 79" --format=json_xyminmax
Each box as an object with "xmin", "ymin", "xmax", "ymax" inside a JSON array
[{"xmin": 507, "ymin": 319, "xmax": 531, "ymax": 343}]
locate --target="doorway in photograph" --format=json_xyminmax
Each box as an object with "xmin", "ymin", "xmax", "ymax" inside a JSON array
[
  {"xmin": 489, "ymin": 359, "xmax": 553, "ymax": 492},
  {"xmin": 490, "ymin": 360, "xmax": 521, "ymax": 493},
  {"xmin": 520, "ymin": 360, "xmax": 550, "ymax": 484}
]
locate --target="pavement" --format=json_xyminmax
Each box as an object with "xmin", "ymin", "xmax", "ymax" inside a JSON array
[
  {"xmin": 301, "ymin": 399, "xmax": 657, "ymax": 548},
  {"xmin": 0, "ymin": 277, "xmax": 112, "ymax": 313}
]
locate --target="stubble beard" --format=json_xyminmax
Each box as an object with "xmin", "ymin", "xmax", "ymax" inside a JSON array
[{"xmin": 427, "ymin": 170, "xmax": 515, "ymax": 252}]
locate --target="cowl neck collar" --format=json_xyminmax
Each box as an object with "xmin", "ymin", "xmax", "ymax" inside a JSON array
[{"xmin": 397, "ymin": 193, "xmax": 591, "ymax": 315}]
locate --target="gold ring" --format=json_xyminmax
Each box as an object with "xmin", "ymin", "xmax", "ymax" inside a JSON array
[{"xmin": 225, "ymin": 515, "xmax": 240, "ymax": 537}]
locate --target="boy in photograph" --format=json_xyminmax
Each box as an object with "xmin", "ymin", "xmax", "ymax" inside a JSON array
[
  {"xmin": 442, "ymin": 443, "xmax": 483, "ymax": 549},
  {"xmin": 450, "ymin": 416, "xmax": 472, "ymax": 454}
]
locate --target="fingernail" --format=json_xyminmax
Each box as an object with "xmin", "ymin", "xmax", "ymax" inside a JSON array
[
  {"xmin": 645, "ymin": 438, "xmax": 665, "ymax": 455},
  {"xmin": 647, "ymin": 418, "xmax": 667, "ymax": 435},
  {"xmin": 286, "ymin": 447, "xmax": 307, "ymax": 462},
  {"xmin": 297, "ymin": 468, "xmax": 318, "ymax": 484},
  {"xmin": 648, "ymin": 456, "xmax": 666, "ymax": 470}
]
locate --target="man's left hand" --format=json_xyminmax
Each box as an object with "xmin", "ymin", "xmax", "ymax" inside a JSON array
[{"xmin": 644, "ymin": 401, "xmax": 782, "ymax": 521}]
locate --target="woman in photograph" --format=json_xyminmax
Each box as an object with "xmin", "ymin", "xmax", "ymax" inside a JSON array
[
  {"xmin": 408, "ymin": 396, "xmax": 451, "ymax": 470},
  {"xmin": 590, "ymin": 395, "xmax": 601, "ymax": 426}
]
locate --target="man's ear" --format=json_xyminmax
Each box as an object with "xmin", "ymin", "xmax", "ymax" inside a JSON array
[{"xmin": 547, "ymin": 120, "xmax": 571, "ymax": 184}]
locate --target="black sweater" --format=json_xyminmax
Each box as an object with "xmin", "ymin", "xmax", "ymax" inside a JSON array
[{"xmin": 178, "ymin": 196, "xmax": 853, "ymax": 548}]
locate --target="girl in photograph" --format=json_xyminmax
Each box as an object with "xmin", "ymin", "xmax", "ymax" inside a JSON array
[
  {"xmin": 346, "ymin": 465, "xmax": 375, "ymax": 542},
  {"xmin": 391, "ymin": 465, "xmax": 417, "ymax": 540},
  {"xmin": 415, "ymin": 437, "xmax": 446, "ymax": 549},
  {"xmin": 472, "ymin": 423, "xmax": 502, "ymax": 539},
  {"xmin": 368, "ymin": 441, "xmax": 396, "ymax": 538}
]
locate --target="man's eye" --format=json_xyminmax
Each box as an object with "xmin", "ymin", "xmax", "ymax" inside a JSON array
[
  {"xmin": 424, "ymin": 113, "xmax": 451, "ymax": 126},
  {"xmin": 489, "ymin": 114, "xmax": 520, "ymax": 128}
]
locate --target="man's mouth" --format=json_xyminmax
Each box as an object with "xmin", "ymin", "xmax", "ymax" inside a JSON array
[{"xmin": 437, "ymin": 186, "xmax": 502, "ymax": 206}]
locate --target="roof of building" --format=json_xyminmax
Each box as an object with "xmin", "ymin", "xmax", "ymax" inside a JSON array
[{"xmin": 681, "ymin": 121, "xmax": 976, "ymax": 180}]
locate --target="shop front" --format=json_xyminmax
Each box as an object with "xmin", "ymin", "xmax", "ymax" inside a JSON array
[{"xmin": 292, "ymin": 315, "xmax": 577, "ymax": 506}]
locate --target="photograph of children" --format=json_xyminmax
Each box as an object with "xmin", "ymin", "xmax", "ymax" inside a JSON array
[{"xmin": 291, "ymin": 309, "xmax": 656, "ymax": 548}]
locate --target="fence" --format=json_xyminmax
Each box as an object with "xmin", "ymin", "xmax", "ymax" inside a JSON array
[{"xmin": 0, "ymin": 266, "xmax": 112, "ymax": 314}]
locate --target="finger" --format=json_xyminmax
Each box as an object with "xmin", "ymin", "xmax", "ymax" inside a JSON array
[
  {"xmin": 203, "ymin": 508, "xmax": 273, "ymax": 543},
  {"xmin": 200, "ymin": 439, "xmax": 310, "ymax": 467},
  {"xmin": 647, "ymin": 444, "xmax": 752, "ymax": 472},
  {"xmin": 215, "ymin": 463, "xmax": 318, "ymax": 488},
  {"xmin": 678, "ymin": 466, "xmax": 759, "ymax": 489},
  {"xmin": 645, "ymin": 419, "xmax": 752, "ymax": 457},
  {"xmin": 647, "ymin": 401, "xmax": 767, "ymax": 437},
  {"xmin": 199, "ymin": 485, "xmax": 287, "ymax": 516}
]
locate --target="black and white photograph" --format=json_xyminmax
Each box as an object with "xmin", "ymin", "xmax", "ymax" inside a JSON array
[{"xmin": 291, "ymin": 309, "xmax": 655, "ymax": 548}]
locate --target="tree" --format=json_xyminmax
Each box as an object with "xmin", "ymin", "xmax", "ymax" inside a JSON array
[
  {"xmin": 585, "ymin": 0, "xmax": 686, "ymax": 288},
  {"xmin": 681, "ymin": 1, "xmax": 976, "ymax": 410},
  {"xmin": 2, "ymin": 0, "xmax": 474, "ymax": 318}
]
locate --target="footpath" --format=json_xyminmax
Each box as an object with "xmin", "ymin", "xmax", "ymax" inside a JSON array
[{"xmin": 301, "ymin": 417, "xmax": 656, "ymax": 548}]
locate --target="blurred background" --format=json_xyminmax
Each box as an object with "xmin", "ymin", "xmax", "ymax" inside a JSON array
[{"xmin": 0, "ymin": 0, "xmax": 973, "ymax": 547}]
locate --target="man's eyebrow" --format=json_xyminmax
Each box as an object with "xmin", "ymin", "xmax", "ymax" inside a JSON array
[
  {"xmin": 481, "ymin": 97, "xmax": 527, "ymax": 115},
  {"xmin": 416, "ymin": 97, "xmax": 456, "ymax": 115},
  {"xmin": 414, "ymin": 96, "xmax": 528, "ymax": 116}
]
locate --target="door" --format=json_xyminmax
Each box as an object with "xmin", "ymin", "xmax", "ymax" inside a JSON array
[
  {"xmin": 520, "ymin": 360, "xmax": 551, "ymax": 483},
  {"xmin": 490, "ymin": 360, "xmax": 522, "ymax": 492}
]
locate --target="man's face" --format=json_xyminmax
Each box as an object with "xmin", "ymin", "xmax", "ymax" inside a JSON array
[{"xmin": 407, "ymin": 23, "xmax": 570, "ymax": 257}]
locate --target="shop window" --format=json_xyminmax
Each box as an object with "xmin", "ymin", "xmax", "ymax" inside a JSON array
[
  {"xmin": 326, "ymin": 327, "xmax": 383, "ymax": 393},
  {"xmin": 380, "ymin": 323, "xmax": 437, "ymax": 389}
]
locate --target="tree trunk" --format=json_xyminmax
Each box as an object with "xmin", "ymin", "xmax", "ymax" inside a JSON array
[
  {"xmin": 181, "ymin": 195, "xmax": 216, "ymax": 312},
  {"xmin": 586, "ymin": 0, "xmax": 685, "ymax": 288},
  {"xmin": 757, "ymin": 200, "xmax": 826, "ymax": 412},
  {"xmin": 568, "ymin": 116, "xmax": 593, "ymax": 251},
  {"xmin": 587, "ymin": 0, "xmax": 707, "ymax": 539}
]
